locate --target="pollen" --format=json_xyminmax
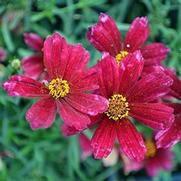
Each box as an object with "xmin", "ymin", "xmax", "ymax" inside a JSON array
[
  {"xmin": 145, "ymin": 139, "xmax": 157, "ymax": 158},
  {"xmin": 48, "ymin": 78, "xmax": 70, "ymax": 99},
  {"xmin": 105, "ymin": 94, "xmax": 130, "ymax": 121},
  {"xmin": 115, "ymin": 50, "xmax": 128, "ymax": 64}
]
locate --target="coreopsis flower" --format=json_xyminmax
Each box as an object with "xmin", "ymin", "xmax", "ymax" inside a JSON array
[
  {"xmin": 21, "ymin": 33, "xmax": 44, "ymax": 79},
  {"xmin": 122, "ymin": 138, "xmax": 174, "ymax": 177},
  {"xmin": 87, "ymin": 13, "xmax": 169, "ymax": 67},
  {"xmin": 156, "ymin": 103, "xmax": 181, "ymax": 148},
  {"xmin": 3, "ymin": 32, "xmax": 108, "ymax": 130},
  {"xmin": 89, "ymin": 51, "xmax": 174, "ymax": 161}
]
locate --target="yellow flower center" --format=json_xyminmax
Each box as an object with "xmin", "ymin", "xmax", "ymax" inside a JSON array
[
  {"xmin": 145, "ymin": 139, "xmax": 157, "ymax": 158},
  {"xmin": 48, "ymin": 78, "xmax": 70, "ymax": 99},
  {"xmin": 105, "ymin": 94, "xmax": 130, "ymax": 121},
  {"xmin": 115, "ymin": 50, "xmax": 128, "ymax": 64}
]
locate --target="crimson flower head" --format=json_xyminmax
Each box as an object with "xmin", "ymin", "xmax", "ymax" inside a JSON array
[
  {"xmin": 87, "ymin": 13, "xmax": 169, "ymax": 67},
  {"xmin": 3, "ymin": 32, "xmax": 108, "ymax": 130},
  {"xmin": 89, "ymin": 51, "xmax": 174, "ymax": 161},
  {"xmin": 21, "ymin": 33, "xmax": 45, "ymax": 79},
  {"xmin": 122, "ymin": 137, "xmax": 174, "ymax": 177},
  {"xmin": 156, "ymin": 103, "xmax": 181, "ymax": 148}
]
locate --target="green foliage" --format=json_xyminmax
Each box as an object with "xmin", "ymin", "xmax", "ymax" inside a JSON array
[{"xmin": 0, "ymin": 0, "xmax": 181, "ymax": 180}]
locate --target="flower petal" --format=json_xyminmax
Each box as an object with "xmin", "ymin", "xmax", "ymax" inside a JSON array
[
  {"xmin": 119, "ymin": 51, "xmax": 144, "ymax": 95},
  {"xmin": 21, "ymin": 55, "xmax": 44, "ymax": 79},
  {"xmin": 24, "ymin": 33, "xmax": 43, "ymax": 51},
  {"xmin": 128, "ymin": 71, "xmax": 173, "ymax": 102},
  {"xmin": 87, "ymin": 13, "xmax": 122, "ymax": 56},
  {"xmin": 155, "ymin": 114, "xmax": 181, "ymax": 148},
  {"xmin": 3, "ymin": 75, "xmax": 49, "ymax": 97},
  {"xmin": 124, "ymin": 17, "xmax": 149, "ymax": 52},
  {"xmin": 63, "ymin": 44, "xmax": 90, "ymax": 81},
  {"xmin": 116, "ymin": 119, "xmax": 146, "ymax": 161},
  {"xmin": 58, "ymin": 100, "xmax": 90, "ymax": 130},
  {"xmin": 61, "ymin": 124, "xmax": 80, "ymax": 136},
  {"xmin": 65, "ymin": 93, "xmax": 108, "ymax": 116},
  {"xmin": 164, "ymin": 68, "xmax": 181, "ymax": 99},
  {"xmin": 141, "ymin": 43, "xmax": 170, "ymax": 66},
  {"xmin": 91, "ymin": 118, "xmax": 116, "ymax": 159},
  {"xmin": 79, "ymin": 133, "xmax": 92, "ymax": 160},
  {"xmin": 43, "ymin": 32, "xmax": 69, "ymax": 79},
  {"xmin": 130, "ymin": 103, "xmax": 174, "ymax": 129},
  {"xmin": 97, "ymin": 55, "xmax": 120, "ymax": 97},
  {"xmin": 26, "ymin": 98, "xmax": 56, "ymax": 129}
]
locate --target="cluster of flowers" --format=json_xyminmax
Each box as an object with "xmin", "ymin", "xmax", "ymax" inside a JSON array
[{"xmin": 3, "ymin": 13, "xmax": 181, "ymax": 177}]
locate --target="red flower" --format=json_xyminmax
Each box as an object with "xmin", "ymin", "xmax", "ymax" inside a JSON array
[
  {"xmin": 3, "ymin": 32, "xmax": 108, "ymax": 130},
  {"xmin": 122, "ymin": 138, "xmax": 174, "ymax": 177},
  {"xmin": 87, "ymin": 13, "xmax": 169, "ymax": 67},
  {"xmin": 21, "ymin": 33, "xmax": 45, "ymax": 79},
  {"xmin": 156, "ymin": 103, "xmax": 181, "ymax": 148},
  {"xmin": 89, "ymin": 51, "xmax": 174, "ymax": 161}
]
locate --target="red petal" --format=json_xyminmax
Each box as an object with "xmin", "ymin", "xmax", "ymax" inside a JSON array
[
  {"xmin": 130, "ymin": 103, "xmax": 174, "ymax": 129},
  {"xmin": 63, "ymin": 44, "xmax": 89, "ymax": 82},
  {"xmin": 3, "ymin": 75, "xmax": 49, "ymax": 97},
  {"xmin": 71, "ymin": 66, "xmax": 99, "ymax": 92},
  {"xmin": 98, "ymin": 55, "xmax": 120, "ymax": 97},
  {"xmin": 124, "ymin": 17, "xmax": 149, "ymax": 52},
  {"xmin": 24, "ymin": 33, "xmax": 43, "ymax": 51},
  {"xmin": 26, "ymin": 98, "xmax": 56, "ymax": 129},
  {"xmin": 116, "ymin": 119, "xmax": 146, "ymax": 161},
  {"xmin": 87, "ymin": 13, "xmax": 122, "ymax": 56},
  {"xmin": 79, "ymin": 133, "xmax": 92, "ymax": 160},
  {"xmin": 21, "ymin": 55, "xmax": 44, "ymax": 79},
  {"xmin": 145, "ymin": 157, "xmax": 160, "ymax": 176},
  {"xmin": 43, "ymin": 32, "xmax": 69, "ymax": 79},
  {"xmin": 164, "ymin": 68, "xmax": 181, "ymax": 99},
  {"xmin": 141, "ymin": 43, "xmax": 170, "ymax": 66},
  {"xmin": 128, "ymin": 71, "xmax": 173, "ymax": 102},
  {"xmin": 58, "ymin": 100, "xmax": 90, "ymax": 130},
  {"xmin": 119, "ymin": 51, "xmax": 144, "ymax": 95},
  {"xmin": 91, "ymin": 118, "xmax": 116, "ymax": 159},
  {"xmin": 65, "ymin": 93, "xmax": 108, "ymax": 116},
  {"xmin": 155, "ymin": 114, "xmax": 181, "ymax": 148},
  {"xmin": 61, "ymin": 124, "xmax": 80, "ymax": 136}
]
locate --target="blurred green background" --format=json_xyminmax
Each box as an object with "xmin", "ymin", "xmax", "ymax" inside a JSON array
[{"xmin": 0, "ymin": 0, "xmax": 181, "ymax": 180}]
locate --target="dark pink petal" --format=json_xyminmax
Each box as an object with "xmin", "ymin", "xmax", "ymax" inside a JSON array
[
  {"xmin": 91, "ymin": 118, "xmax": 116, "ymax": 159},
  {"xmin": 130, "ymin": 103, "xmax": 174, "ymax": 130},
  {"xmin": 24, "ymin": 33, "xmax": 43, "ymax": 51},
  {"xmin": 119, "ymin": 51, "xmax": 144, "ymax": 95},
  {"xmin": 97, "ymin": 55, "xmax": 120, "ymax": 97},
  {"xmin": 43, "ymin": 32, "xmax": 69, "ymax": 79},
  {"xmin": 164, "ymin": 68, "xmax": 181, "ymax": 99},
  {"xmin": 156, "ymin": 114, "xmax": 181, "ymax": 148},
  {"xmin": 169, "ymin": 103, "xmax": 181, "ymax": 114},
  {"xmin": 71, "ymin": 66, "xmax": 99, "ymax": 92},
  {"xmin": 87, "ymin": 13, "xmax": 122, "ymax": 56},
  {"xmin": 65, "ymin": 93, "xmax": 108, "ymax": 116},
  {"xmin": 61, "ymin": 124, "xmax": 80, "ymax": 136},
  {"xmin": 116, "ymin": 119, "xmax": 146, "ymax": 161},
  {"xmin": 58, "ymin": 100, "xmax": 90, "ymax": 130},
  {"xmin": 79, "ymin": 133, "xmax": 92, "ymax": 160},
  {"xmin": 63, "ymin": 44, "xmax": 89, "ymax": 82},
  {"xmin": 0, "ymin": 47, "xmax": 7, "ymax": 62},
  {"xmin": 124, "ymin": 17, "xmax": 149, "ymax": 52},
  {"xmin": 3, "ymin": 75, "xmax": 49, "ymax": 97},
  {"xmin": 128, "ymin": 71, "xmax": 173, "ymax": 102},
  {"xmin": 26, "ymin": 98, "xmax": 56, "ymax": 129},
  {"xmin": 21, "ymin": 55, "xmax": 44, "ymax": 79},
  {"xmin": 141, "ymin": 43, "xmax": 170, "ymax": 66},
  {"xmin": 145, "ymin": 157, "xmax": 161, "ymax": 176}
]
